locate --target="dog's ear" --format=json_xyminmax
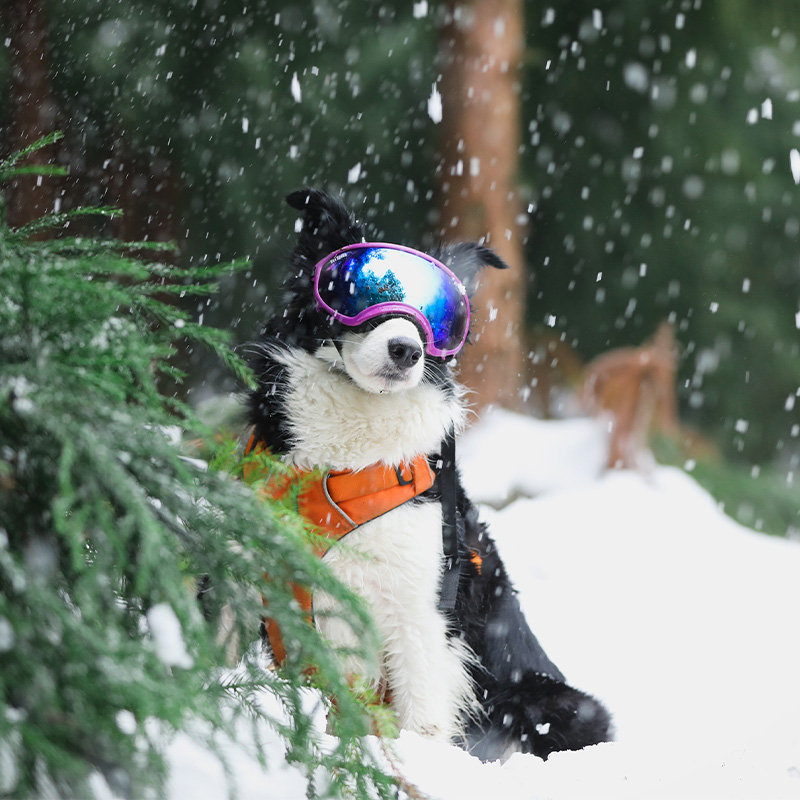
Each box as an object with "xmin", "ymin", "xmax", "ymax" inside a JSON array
[
  {"xmin": 286, "ymin": 188, "xmax": 364, "ymax": 260},
  {"xmin": 437, "ymin": 242, "xmax": 509, "ymax": 297}
]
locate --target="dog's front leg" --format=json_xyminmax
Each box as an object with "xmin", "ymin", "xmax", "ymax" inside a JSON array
[
  {"xmin": 316, "ymin": 504, "xmax": 474, "ymax": 742},
  {"xmin": 363, "ymin": 502, "xmax": 474, "ymax": 743},
  {"xmin": 369, "ymin": 572, "xmax": 474, "ymax": 742}
]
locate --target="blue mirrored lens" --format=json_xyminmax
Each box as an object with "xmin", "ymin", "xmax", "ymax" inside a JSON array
[{"xmin": 318, "ymin": 248, "xmax": 468, "ymax": 351}]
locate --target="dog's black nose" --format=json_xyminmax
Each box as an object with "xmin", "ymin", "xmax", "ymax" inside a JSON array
[{"xmin": 388, "ymin": 337, "xmax": 423, "ymax": 369}]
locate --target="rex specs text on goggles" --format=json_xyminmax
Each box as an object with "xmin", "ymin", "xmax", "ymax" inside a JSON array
[{"xmin": 313, "ymin": 243, "xmax": 470, "ymax": 359}]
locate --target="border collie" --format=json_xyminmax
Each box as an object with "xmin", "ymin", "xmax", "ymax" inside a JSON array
[{"xmin": 247, "ymin": 189, "xmax": 612, "ymax": 760}]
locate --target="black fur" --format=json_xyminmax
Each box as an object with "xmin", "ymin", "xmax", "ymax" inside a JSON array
[
  {"xmin": 248, "ymin": 189, "xmax": 364, "ymax": 446},
  {"xmin": 249, "ymin": 189, "xmax": 613, "ymax": 761},
  {"xmin": 453, "ymin": 485, "xmax": 612, "ymax": 758}
]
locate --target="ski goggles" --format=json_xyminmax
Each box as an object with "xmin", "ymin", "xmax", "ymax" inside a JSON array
[{"xmin": 313, "ymin": 243, "xmax": 470, "ymax": 358}]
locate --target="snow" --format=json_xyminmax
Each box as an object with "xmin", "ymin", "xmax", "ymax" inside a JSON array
[
  {"xmin": 163, "ymin": 410, "xmax": 800, "ymax": 799},
  {"xmin": 146, "ymin": 603, "xmax": 194, "ymax": 670},
  {"xmin": 0, "ymin": 617, "xmax": 14, "ymax": 652},
  {"xmin": 0, "ymin": 737, "xmax": 19, "ymax": 794},
  {"xmin": 167, "ymin": 714, "xmax": 311, "ymax": 800},
  {"xmin": 623, "ymin": 62, "xmax": 649, "ymax": 93},
  {"xmin": 115, "ymin": 710, "xmax": 137, "ymax": 736},
  {"xmin": 457, "ymin": 409, "xmax": 608, "ymax": 505},
  {"xmin": 290, "ymin": 72, "xmax": 301, "ymax": 103},
  {"xmin": 6, "ymin": 375, "xmax": 36, "ymax": 415},
  {"xmin": 427, "ymin": 82, "xmax": 443, "ymax": 124},
  {"xmin": 791, "ymin": 149, "xmax": 800, "ymax": 184},
  {"xmin": 347, "ymin": 162, "xmax": 362, "ymax": 184}
]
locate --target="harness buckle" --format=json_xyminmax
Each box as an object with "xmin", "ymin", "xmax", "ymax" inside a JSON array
[{"xmin": 394, "ymin": 463, "xmax": 414, "ymax": 486}]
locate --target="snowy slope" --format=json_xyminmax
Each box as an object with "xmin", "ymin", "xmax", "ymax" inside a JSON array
[{"xmin": 167, "ymin": 409, "xmax": 800, "ymax": 800}]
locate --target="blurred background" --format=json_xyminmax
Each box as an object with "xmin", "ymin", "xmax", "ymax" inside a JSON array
[{"xmin": 2, "ymin": 0, "xmax": 798, "ymax": 534}]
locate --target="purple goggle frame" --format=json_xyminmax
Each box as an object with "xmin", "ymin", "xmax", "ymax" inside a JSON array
[{"xmin": 313, "ymin": 242, "xmax": 470, "ymax": 359}]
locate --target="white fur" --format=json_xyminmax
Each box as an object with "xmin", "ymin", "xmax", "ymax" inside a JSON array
[
  {"xmin": 340, "ymin": 317, "xmax": 425, "ymax": 394},
  {"xmin": 312, "ymin": 502, "xmax": 476, "ymax": 741},
  {"xmin": 271, "ymin": 321, "xmax": 475, "ymax": 741},
  {"xmin": 274, "ymin": 337, "xmax": 466, "ymax": 472}
]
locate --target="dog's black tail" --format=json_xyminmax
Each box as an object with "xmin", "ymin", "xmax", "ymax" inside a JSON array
[{"xmin": 465, "ymin": 670, "xmax": 614, "ymax": 761}]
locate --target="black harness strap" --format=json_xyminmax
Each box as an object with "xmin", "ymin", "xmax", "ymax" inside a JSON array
[{"xmin": 438, "ymin": 427, "xmax": 461, "ymax": 613}]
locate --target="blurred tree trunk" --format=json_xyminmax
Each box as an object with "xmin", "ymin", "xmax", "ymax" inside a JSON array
[
  {"xmin": 3, "ymin": 0, "xmax": 61, "ymax": 228},
  {"xmin": 436, "ymin": 0, "xmax": 527, "ymax": 410},
  {"xmin": 2, "ymin": 0, "xmax": 180, "ymax": 245}
]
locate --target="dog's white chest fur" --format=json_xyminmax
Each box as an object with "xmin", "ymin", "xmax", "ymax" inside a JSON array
[
  {"xmin": 274, "ymin": 345, "xmax": 474, "ymax": 740},
  {"xmin": 277, "ymin": 346, "xmax": 466, "ymax": 470}
]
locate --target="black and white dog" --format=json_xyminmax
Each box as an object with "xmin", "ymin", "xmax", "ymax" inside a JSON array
[{"xmin": 248, "ymin": 189, "xmax": 612, "ymax": 760}]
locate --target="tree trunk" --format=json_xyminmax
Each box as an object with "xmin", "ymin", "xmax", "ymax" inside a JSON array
[
  {"xmin": 436, "ymin": 0, "xmax": 527, "ymax": 410},
  {"xmin": 4, "ymin": 0, "xmax": 61, "ymax": 228}
]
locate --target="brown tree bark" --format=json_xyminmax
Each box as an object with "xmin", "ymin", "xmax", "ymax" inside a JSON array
[
  {"xmin": 436, "ymin": 0, "xmax": 527, "ymax": 410},
  {"xmin": 3, "ymin": 0, "xmax": 61, "ymax": 228}
]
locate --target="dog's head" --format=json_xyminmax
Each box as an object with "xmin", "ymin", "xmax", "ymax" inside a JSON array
[{"xmin": 272, "ymin": 189, "xmax": 508, "ymax": 395}]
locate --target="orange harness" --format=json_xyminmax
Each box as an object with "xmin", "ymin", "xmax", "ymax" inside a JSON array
[{"xmin": 243, "ymin": 435, "xmax": 436, "ymax": 664}]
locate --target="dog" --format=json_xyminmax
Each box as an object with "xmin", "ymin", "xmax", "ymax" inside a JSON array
[{"xmin": 246, "ymin": 189, "xmax": 613, "ymax": 760}]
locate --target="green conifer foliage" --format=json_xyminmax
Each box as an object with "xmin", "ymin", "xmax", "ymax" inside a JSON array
[{"xmin": 0, "ymin": 135, "xmax": 397, "ymax": 799}]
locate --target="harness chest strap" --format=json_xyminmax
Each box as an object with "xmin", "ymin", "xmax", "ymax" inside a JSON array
[{"xmin": 243, "ymin": 435, "xmax": 436, "ymax": 664}]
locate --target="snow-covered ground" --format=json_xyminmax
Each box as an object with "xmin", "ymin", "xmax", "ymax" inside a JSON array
[{"xmin": 168, "ymin": 409, "xmax": 800, "ymax": 800}]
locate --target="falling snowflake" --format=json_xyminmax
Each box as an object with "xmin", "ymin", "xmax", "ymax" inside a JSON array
[
  {"xmin": 790, "ymin": 149, "xmax": 800, "ymax": 184},
  {"xmin": 427, "ymin": 83, "xmax": 442, "ymax": 124},
  {"xmin": 347, "ymin": 162, "xmax": 362, "ymax": 183}
]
